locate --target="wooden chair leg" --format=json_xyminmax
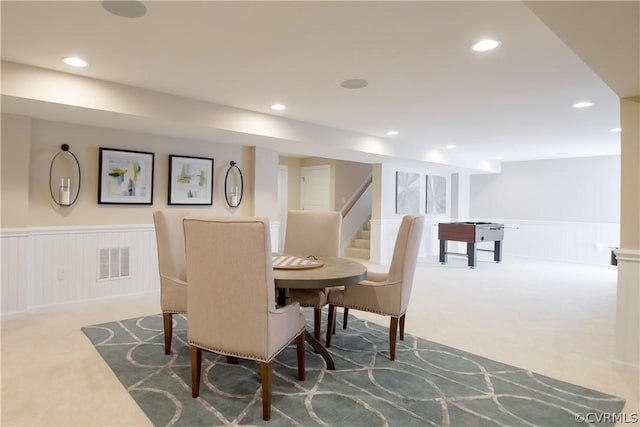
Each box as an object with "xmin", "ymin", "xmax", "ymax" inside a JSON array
[
  {"xmin": 163, "ymin": 313, "xmax": 172, "ymax": 355},
  {"xmin": 313, "ymin": 308, "xmax": 321, "ymax": 339},
  {"xmin": 326, "ymin": 304, "xmax": 336, "ymax": 348},
  {"xmin": 190, "ymin": 346, "xmax": 202, "ymax": 397},
  {"xmin": 260, "ymin": 362, "xmax": 272, "ymax": 421},
  {"xmin": 342, "ymin": 308, "xmax": 349, "ymax": 330},
  {"xmin": 399, "ymin": 314, "xmax": 406, "ymax": 341},
  {"xmin": 332, "ymin": 311, "xmax": 336, "ymax": 335},
  {"xmin": 389, "ymin": 317, "xmax": 399, "ymax": 361},
  {"xmin": 296, "ymin": 331, "xmax": 305, "ymax": 381}
]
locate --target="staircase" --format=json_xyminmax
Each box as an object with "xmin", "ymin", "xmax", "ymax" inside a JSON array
[{"xmin": 344, "ymin": 220, "xmax": 370, "ymax": 260}]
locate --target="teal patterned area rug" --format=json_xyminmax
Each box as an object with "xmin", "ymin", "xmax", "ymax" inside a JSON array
[{"xmin": 82, "ymin": 312, "xmax": 624, "ymax": 427}]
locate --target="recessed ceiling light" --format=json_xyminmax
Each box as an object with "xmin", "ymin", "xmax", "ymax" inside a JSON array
[
  {"xmin": 610, "ymin": 127, "xmax": 622, "ymax": 132},
  {"xmin": 341, "ymin": 79, "xmax": 369, "ymax": 89},
  {"xmin": 102, "ymin": 0, "xmax": 147, "ymax": 18},
  {"xmin": 271, "ymin": 103, "xmax": 286, "ymax": 111},
  {"xmin": 446, "ymin": 145, "xmax": 457, "ymax": 149},
  {"xmin": 472, "ymin": 39, "xmax": 501, "ymax": 52},
  {"xmin": 387, "ymin": 130, "xmax": 398, "ymax": 136},
  {"xmin": 572, "ymin": 101, "xmax": 593, "ymax": 108},
  {"xmin": 63, "ymin": 57, "xmax": 88, "ymax": 68}
]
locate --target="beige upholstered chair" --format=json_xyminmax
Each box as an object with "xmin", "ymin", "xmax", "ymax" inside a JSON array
[
  {"xmin": 326, "ymin": 214, "xmax": 425, "ymax": 361},
  {"xmin": 153, "ymin": 209, "xmax": 189, "ymax": 355},
  {"xmin": 183, "ymin": 215, "xmax": 305, "ymax": 421},
  {"xmin": 284, "ymin": 210, "xmax": 342, "ymax": 339}
]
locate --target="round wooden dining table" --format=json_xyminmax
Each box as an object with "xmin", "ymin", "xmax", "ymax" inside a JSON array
[{"xmin": 272, "ymin": 255, "xmax": 367, "ymax": 370}]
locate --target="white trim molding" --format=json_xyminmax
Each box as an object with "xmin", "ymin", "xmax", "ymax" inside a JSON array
[
  {"xmin": 613, "ymin": 248, "xmax": 640, "ymax": 376},
  {"xmin": 613, "ymin": 248, "xmax": 640, "ymax": 263},
  {"xmin": 1, "ymin": 223, "xmax": 155, "ymax": 237}
]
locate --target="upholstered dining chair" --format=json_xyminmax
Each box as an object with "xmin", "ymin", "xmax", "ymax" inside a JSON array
[
  {"xmin": 153, "ymin": 209, "xmax": 189, "ymax": 355},
  {"xmin": 183, "ymin": 215, "xmax": 305, "ymax": 421},
  {"xmin": 284, "ymin": 210, "xmax": 342, "ymax": 340},
  {"xmin": 325, "ymin": 214, "xmax": 425, "ymax": 361}
]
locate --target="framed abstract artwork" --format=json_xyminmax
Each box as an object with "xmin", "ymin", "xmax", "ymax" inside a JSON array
[
  {"xmin": 168, "ymin": 155, "xmax": 214, "ymax": 205},
  {"xmin": 395, "ymin": 171, "xmax": 420, "ymax": 214},
  {"xmin": 426, "ymin": 175, "xmax": 447, "ymax": 214},
  {"xmin": 98, "ymin": 148, "xmax": 154, "ymax": 204}
]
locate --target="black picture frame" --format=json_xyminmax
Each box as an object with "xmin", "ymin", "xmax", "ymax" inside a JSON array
[
  {"xmin": 98, "ymin": 147, "xmax": 154, "ymax": 204},
  {"xmin": 168, "ymin": 155, "xmax": 214, "ymax": 205}
]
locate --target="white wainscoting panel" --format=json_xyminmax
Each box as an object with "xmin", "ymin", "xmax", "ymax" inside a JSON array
[
  {"xmin": 373, "ymin": 218, "xmax": 618, "ymax": 267},
  {"xmin": 1, "ymin": 225, "xmax": 160, "ymax": 315},
  {"xmin": 2, "ymin": 221, "xmax": 283, "ymax": 315},
  {"xmin": 494, "ymin": 219, "xmax": 619, "ymax": 266},
  {"xmin": 1, "ymin": 229, "xmax": 30, "ymax": 313}
]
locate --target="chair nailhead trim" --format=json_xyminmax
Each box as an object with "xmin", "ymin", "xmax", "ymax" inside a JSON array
[
  {"xmin": 332, "ymin": 304, "xmax": 404, "ymax": 318},
  {"xmin": 189, "ymin": 327, "xmax": 304, "ymax": 363}
]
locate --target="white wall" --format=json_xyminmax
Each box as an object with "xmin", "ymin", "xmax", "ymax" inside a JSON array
[
  {"xmin": 252, "ymin": 146, "xmax": 279, "ymax": 220},
  {"xmin": 371, "ymin": 162, "xmax": 457, "ymax": 263},
  {"xmin": 368, "ymin": 157, "xmax": 621, "ymax": 266},
  {"xmin": 469, "ymin": 156, "xmax": 620, "ymax": 266},
  {"xmin": 451, "ymin": 172, "xmax": 470, "ymax": 219},
  {"xmin": 470, "ymin": 156, "xmax": 620, "ymax": 223}
]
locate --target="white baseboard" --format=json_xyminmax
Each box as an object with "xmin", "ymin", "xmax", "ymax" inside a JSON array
[{"xmin": 612, "ymin": 358, "xmax": 640, "ymax": 378}]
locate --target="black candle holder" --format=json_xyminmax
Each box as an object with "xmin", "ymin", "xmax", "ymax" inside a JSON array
[
  {"xmin": 224, "ymin": 161, "xmax": 243, "ymax": 208},
  {"xmin": 49, "ymin": 144, "xmax": 81, "ymax": 207}
]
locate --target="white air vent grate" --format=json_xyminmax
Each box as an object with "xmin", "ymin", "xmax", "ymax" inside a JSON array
[
  {"xmin": 120, "ymin": 247, "xmax": 130, "ymax": 277},
  {"xmin": 98, "ymin": 247, "xmax": 131, "ymax": 280}
]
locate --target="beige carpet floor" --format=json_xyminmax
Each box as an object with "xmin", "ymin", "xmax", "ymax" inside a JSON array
[{"xmin": 2, "ymin": 255, "xmax": 638, "ymax": 426}]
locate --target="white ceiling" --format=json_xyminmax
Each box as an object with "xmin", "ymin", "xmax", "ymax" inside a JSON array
[{"xmin": 1, "ymin": 1, "xmax": 637, "ymax": 167}]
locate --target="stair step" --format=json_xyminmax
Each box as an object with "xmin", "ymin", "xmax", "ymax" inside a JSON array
[
  {"xmin": 344, "ymin": 247, "xmax": 370, "ymax": 260},
  {"xmin": 352, "ymin": 238, "xmax": 370, "ymax": 249},
  {"xmin": 358, "ymin": 230, "xmax": 370, "ymax": 239}
]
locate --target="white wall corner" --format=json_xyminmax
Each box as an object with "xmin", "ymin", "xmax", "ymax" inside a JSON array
[
  {"xmin": 371, "ymin": 217, "xmax": 439, "ymax": 264},
  {"xmin": 369, "ymin": 219, "xmax": 404, "ymax": 265},
  {"xmin": 369, "ymin": 220, "xmax": 382, "ymax": 264},
  {"xmin": 613, "ymin": 248, "xmax": 640, "ymax": 374},
  {"xmin": 270, "ymin": 221, "xmax": 280, "ymax": 253}
]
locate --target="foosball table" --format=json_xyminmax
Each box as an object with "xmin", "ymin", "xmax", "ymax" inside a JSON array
[{"xmin": 438, "ymin": 222, "xmax": 504, "ymax": 268}]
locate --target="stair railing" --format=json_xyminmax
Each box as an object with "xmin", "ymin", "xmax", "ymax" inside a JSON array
[
  {"xmin": 340, "ymin": 174, "xmax": 373, "ymax": 256},
  {"xmin": 341, "ymin": 174, "xmax": 372, "ymax": 218}
]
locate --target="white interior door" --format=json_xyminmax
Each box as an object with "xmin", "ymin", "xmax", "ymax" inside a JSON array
[{"xmin": 300, "ymin": 165, "xmax": 330, "ymax": 211}]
